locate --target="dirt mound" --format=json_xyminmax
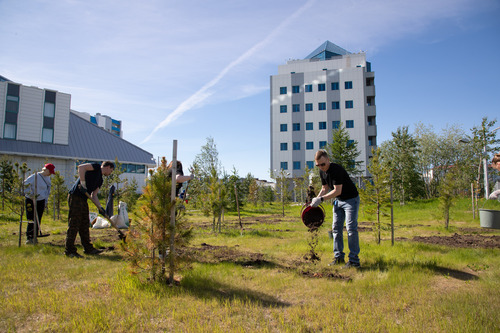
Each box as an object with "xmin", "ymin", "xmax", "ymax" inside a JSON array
[{"xmin": 412, "ymin": 233, "xmax": 500, "ymax": 248}]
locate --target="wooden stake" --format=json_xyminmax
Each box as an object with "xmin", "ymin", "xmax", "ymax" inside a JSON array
[{"xmin": 169, "ymin": 140, "xmax": 177, "ymax": 285}]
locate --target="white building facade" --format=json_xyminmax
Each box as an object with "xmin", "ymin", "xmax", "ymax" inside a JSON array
[
  {"xmin": 270, "ymin": 41, "xmax": 377, "ymax": 178},
  {"xmin": 0, "ymin": 76, "xmax": 155, "ymax": 191}
]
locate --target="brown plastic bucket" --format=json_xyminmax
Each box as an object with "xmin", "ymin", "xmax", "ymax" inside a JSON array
[{"xmin": 301, "ymin": 204, "xmax": 325, "ymax": 230}]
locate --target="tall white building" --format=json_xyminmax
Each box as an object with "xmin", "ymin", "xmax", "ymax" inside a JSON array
[{"xmin": 270, "ymin": 41, "xmax": 377, "ymax": 178}]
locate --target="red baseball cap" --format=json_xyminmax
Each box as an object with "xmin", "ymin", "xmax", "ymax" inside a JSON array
[{"xmin": 44, "ymin": 163, "xmax": 55, "ymax": 174}]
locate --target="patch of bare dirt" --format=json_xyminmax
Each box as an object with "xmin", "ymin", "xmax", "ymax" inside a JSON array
[
  {"xmin": 412, "ymin": 233, "xmax": 500, "ymax": 248},
  {"xmin": 431, "ymin": 266, "xmax": 479, "ymax": 293},
  {"xmin": 185, "ymin": 243, "xmax": 351, "ymax": 281}
]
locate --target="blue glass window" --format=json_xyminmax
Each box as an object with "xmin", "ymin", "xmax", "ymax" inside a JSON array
[
  {"xmin": 293, "ymin": 142, "xmax": 300, "ymax": 150},
  {"xmin": 4, "ymin": 83, "xmax": 20, "ymax": 140},
  {"xmin": 280, "ymin": 124, "xmax": 287, "ymax": 132},
  {"xmin": 305, "ymin": 84, "xmax": 313, "ymax": 92},
  {"xmin": 318, "ymin": 83, "xmax": 326, "ymax": 91},
  {"xmin": 345, "ymin": 81, "xmax": 353, "ymax": 89},
  {"xmin": 346, "ymin": 120, "xmax": 354, "ymax": 128},
  {"xmin": 306, "ymin": 142, "xmax": 314, "ymax": 150},
  {"xmin": 306, "ymin": 161, "xmax": 314, "ymax": 169},
  {"xmin": 292, "ymin": 85, "xmax": 300, "ymax": 93},
  {"xmin": 318, "ymin": 102, "xmax": 326, "ymax": 110},
  {"xmin": 332, "ymin": 101, "xmax": 340, "ymax": 110},
  {"xmin": 319, "ymin": 122, "xmax": 327, "ymax": 130},
  {"xmin": 347, "ymin": 140, "xmax": 354, "ymax": 147},
  {"xmin": 281, "ymin": 162, "xmax": 288, "ymax": 170},
  {"xmin": 292, "ymin": 104, "xmax": 300, "ymax": 112},
  {"xmin": 292, "ymin": 123, "xmax": 300, "ymax": 131},
  {"xmin": 332, "ymin": 121, "xmax": 340, "ymax": 129},
  {"xmin": 346, "ymin": 100, "xmax": 353, "ymax": 109},
  {"xmin": 293, "ymin": 161, "xmax": 301, "ymax": 170},
  {"xmin": 306, "ymin": 122, "xmax": 313, "ymax": 130},
  {"xmin": 280, "ymin": 87, "xmax": 287, "ymax": 94},
  {"xmin": 280, "ymin": 143, "xmax": 288, "ymax": 151},
  {"xmin": 305, "ymin": 103, "xmax": 313, "ymax": 111},
  {"xmin": 368, "ymin": 116, "xmax": 375, "ymax": 126},
  {"xmin": 280, "ymin": 105, "xmax": 287, "ymax": 113},
  {"xmin": 319, "ymin": 141, "xmax": 327, "ymax": 149},
  {"xmin": 331, "ymin": 82, "xmax": 339, "ymax": 90}
]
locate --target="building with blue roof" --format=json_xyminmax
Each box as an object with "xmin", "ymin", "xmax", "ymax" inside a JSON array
[{"xmin": 0, "ymin": 76, "xmax": 155, "ymax": 191}]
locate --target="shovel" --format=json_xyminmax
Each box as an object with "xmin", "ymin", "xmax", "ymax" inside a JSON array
[{"xmin": 83, "ymin": 191, "xmax": 126, "ymax": 241}]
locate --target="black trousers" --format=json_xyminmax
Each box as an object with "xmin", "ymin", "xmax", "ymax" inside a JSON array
[
  {"xmin": 65, "ymin": 193, "xmax": 94, "ymax": 254},
  {"xmin": 25, "ymin": 197, "xmax": 45, "ymax": 239}
]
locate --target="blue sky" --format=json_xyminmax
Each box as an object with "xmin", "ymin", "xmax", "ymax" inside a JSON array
[{"xmin": 1, "ymin": 0, "xmax": 499, "ymax": 181}]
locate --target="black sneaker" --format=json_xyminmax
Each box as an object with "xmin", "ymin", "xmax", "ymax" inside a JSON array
[
  {"xmin": 343, "ymin": 261, "xmax": 360, "ymax": 269},
  {"xmin": 84, "ymin": 248, "xmax": 103, "ymax": 255},
  {"xmin": 328, "ymin": 257, "xmax": 345, "ymax": 266},
  {"xmin": 65, "ymin": 252, "xmax": 83, "ymax": 258}
]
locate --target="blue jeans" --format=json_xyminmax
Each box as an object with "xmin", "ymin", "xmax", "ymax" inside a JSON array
[{"xmin": 332, "ymin": 196, "xmax": 360, "ymax": 264}]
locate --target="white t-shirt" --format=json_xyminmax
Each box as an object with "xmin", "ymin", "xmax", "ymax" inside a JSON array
[{"xmin": 24, "ymin": 172, "xmax": 51, "ymax": 201}]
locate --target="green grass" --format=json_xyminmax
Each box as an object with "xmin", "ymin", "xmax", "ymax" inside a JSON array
[{"xmin": 0, "ymin": 198, "xmax": 499, "ymax": 332}]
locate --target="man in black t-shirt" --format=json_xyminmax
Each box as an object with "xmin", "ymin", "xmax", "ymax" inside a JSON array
[
  {"xmin": 310, "ymin": 150, "xmax": 360, "ymax": 268},
  {"xmin": 65, "ymin": 161, "xmax": 114, "ymax": 258}
]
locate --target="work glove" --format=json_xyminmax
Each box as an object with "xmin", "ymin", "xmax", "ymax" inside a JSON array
[
  {"xmin": 489, "ymin": 190, "xmax": 500, "ymax": 200},
  {"xmin": 78, "ymin": 184, "xmax": 88, "ymax": 196},
  {"xmin": 98, "ymin": 207, "xmax": 107, "ymax": 217},
  {"xmin": 310, "ymin": 196, "xmax": 323, "ymax": 207}
]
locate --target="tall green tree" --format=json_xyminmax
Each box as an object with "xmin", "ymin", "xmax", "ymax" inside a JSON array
[
  {"xmin": 381, "ymin": 126, "xmax": 425, "ymax": 204},
  {"xmin": 190, "ymin": 137, "xmax": 221, "ymax": 209},
  {"xmin": 191, "ymin": 137, "xmax": 230, "ymax": 232},
  {"xmin": 470, "ymin": 117, "xmax": 500, "ymax": 197},
  {"xmin": 326, "ymin": 124, "xmax": 363, "ymax": 177},
  {"xmin": 414, "ymin": 123, "xmax": 471, "ymax": 198}
]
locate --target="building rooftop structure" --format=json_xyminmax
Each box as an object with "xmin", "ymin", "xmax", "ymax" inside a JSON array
[{"xmin": 304, "ymin": 40, "xmax": 351, "ymax": 60}]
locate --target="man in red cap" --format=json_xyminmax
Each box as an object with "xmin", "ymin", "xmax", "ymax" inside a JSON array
[{"xmin": 24, "ymin": 163, "xmax": 55, "ymax": 244}]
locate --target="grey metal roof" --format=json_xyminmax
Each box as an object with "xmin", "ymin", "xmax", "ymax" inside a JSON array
[
  {"xmin": 305, "ymin": 41, "xmax": 351, "ymax": 60},
  {"xmin": 0, "ymin": 112, "xmax": 155, "ymax": 166}
]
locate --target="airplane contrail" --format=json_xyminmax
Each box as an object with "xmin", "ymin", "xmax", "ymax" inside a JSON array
[{"xmin": 142, "ymin": 0, "xmax": 316, "ymax": 144}]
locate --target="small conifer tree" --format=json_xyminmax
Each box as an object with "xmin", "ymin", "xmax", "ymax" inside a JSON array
[
  {"xmin": 360, "ymin": 148, "xmax": 391, "ymax": 244},
  {"xmin": 49, "ymin": 171, "xmax": 67, "ymax": 220},
  {"xmin": 438, "ymin": 167, "xmax": 460, "ymax": 229},
  {"xmin": 122, "ymin": 157, "xmax": 192, "ymax": 284}
]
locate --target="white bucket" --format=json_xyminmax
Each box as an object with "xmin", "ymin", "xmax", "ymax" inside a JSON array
[{"xmin": 479, "ymin": 209, "xmax": 500, "ymax": 229}]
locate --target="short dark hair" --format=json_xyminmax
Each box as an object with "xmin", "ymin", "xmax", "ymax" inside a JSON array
[
  {"xmin": 102, "ymin": 161, "xmax": 115, "ymax": 169},
  {"xmin": 315, "ymin": 149, "xmax": 329, "ymax": 161}
]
